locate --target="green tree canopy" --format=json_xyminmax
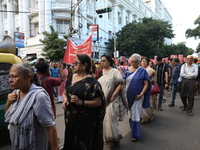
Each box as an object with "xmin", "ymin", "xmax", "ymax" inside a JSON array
[
  {"xmin": 162, "ymin": 42, "xmax": 194, "ymax": 58},
  {"xmin": 186, "ymin": 15, "xmax": 200, "ymax": 40},
  {"xmin": 39, "ymin": 25, "xmax": 68, "ymax": 61},
  {"xmin": 196, "ymin": 43, "xmax": 200, "ymax": 53},
  {"xmin": 107, "ymin": 17, "xmax": 175, "ymax": 58}
]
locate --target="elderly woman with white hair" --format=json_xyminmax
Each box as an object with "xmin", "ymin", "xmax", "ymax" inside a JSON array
[
  {"xmin": 5, "ymin": 63, "xmax": 58, "ymax": 150},
  {"xmin": 124, "ymin": 53, "xmax": 151, "ymax": 142}
]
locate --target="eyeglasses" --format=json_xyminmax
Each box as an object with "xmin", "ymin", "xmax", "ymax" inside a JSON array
[
  {"xmin": 100, "ymin": 60, "xmax": 107, "ymax": 63},
  {"xmin": 73, "ymin": 62, "xmax": 82, "ymax": 66},
  {"xmin": 131, "ymin": 61, "xmax": 138, "ymax": 63},
  {"xmin": 187, "ymin": 58, "xmax": 193, "ymax": 59}
]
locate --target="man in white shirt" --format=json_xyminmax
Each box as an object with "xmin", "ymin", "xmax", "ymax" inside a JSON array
[{"xmin": 179, "ymin": 55, "xmax": 198, "ymax": 116}]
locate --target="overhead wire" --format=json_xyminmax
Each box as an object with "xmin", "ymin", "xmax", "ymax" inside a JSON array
[{"xmin": 0, "ymin": 0, "xmax": 112, "ymax": 39}]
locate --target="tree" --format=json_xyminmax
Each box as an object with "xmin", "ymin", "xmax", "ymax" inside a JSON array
[
  {"xmin": 107, "ymin": 17, "xmax": 175, "ymax": 58},
  {"xmin": 39, "ymin": 25, "xmax": 68, "ymax": 61},
  {"xmin": 186, "ymin": 15, "xmax": 200, "ymax": 40},
  {"xmin": 162, "ymin": 42, "xmax": 194, "ymax": 57},
  {"xmin": 196, "ymin": 43, "xmax": 200, "ymax": 53}
]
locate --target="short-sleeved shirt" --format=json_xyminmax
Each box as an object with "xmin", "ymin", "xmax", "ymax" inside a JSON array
[
  {"xmin": 9, "ymin": 91, "xmax": 55, "ymax": 150},
  {"xmin": 51, "ymin": 67, "xmax": 59, "ymax": 78}
]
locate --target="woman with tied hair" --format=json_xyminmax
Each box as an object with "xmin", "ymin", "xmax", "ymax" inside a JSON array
[
  {"xmin": 62, "ymin": 54, "xmax": 105, "ymax": 150},
  {"xmin": 140, "ymin": 57, "xmax": 155, "ymax": 123},
  {"xmin": 98, "ymin": 54, "xmax": 126, "ymax": 148},
  {"xmin": 5, "ymin": 63, "xmax": 58, "ymax": 150},
  {"xmin": 124, "ymin": 53, "xmax": 151, "ymax": 142}
]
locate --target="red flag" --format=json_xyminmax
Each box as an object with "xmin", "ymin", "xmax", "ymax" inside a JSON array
[
  {"xmin": 170, "ymin": 55, "xmax": 177, "ymax": 58},
  {"xmin": 178, "ymin": 54, "xmax": 184, "ymax": 61},
  {"xmin": 63, "ymin": 36, "xmax": 92, "ymax": 64}
]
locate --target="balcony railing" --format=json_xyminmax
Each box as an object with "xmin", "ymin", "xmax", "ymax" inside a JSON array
[
  {"xmin": 29, "ymin": 5, "xmax": 38, "ymax": 17},
  {"xmin": 2, "ymin": 0, "xmax": 7, "ymax": 5},
  {"xmin": 51, "ymin": 2, "xmax": 71, "ymax": 11}
]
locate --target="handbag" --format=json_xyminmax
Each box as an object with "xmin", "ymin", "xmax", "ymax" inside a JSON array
[{"xmin": 150, "ymin": 84, "xmax": 160, "ymax": 95}]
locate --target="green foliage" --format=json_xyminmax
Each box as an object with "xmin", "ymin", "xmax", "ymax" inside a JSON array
[
  {"xmin": 39, "ymin": 25, "xmax": 68, "ymax": 61},
  {"xmin": 196, "ymin": 43, "xmax": 200, "ymax": 53},
  {"xmin": 107, "ymin": 17, "xmax": 175, "ymax": 58},
  {"xmin": 186, "ymin": 16, "xmax": 200, "ymax": 40},
  {"xmin": 162, "ymin": 42, "xmax": 194, "ymax": 57}
]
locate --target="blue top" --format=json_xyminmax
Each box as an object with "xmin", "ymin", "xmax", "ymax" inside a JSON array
[
  {"xmin": 51, "ymin": 68, "xmax": 59, "ymax": 78},
  {"xmin": 172, "ymin": 63, "xmax": 182, "ymax": 84}
]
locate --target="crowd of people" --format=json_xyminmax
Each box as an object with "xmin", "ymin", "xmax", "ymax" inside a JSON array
[{"xmin": 4, "ymin": 53, "xmax": 199, "ymax": 150}]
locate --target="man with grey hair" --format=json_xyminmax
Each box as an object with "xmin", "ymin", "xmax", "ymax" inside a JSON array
[
  {"xmin": 179, "ymin": 55, "xmax": 198, "ymax": 116},
  {"xmin": 168, "ymin": 57, "xmax": 182, "ymax": 107}
]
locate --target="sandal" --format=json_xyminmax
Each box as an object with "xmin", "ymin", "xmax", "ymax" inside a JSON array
[
  {"xmin": 107, "ymin": 142, "xmax": 115, "ymax": 148},
  {"xmin": 131, "ymin": 138, "xmax": 137, "ymax": 142}
]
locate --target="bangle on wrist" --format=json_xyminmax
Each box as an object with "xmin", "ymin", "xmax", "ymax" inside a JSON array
[
  {"xmin": 113, "ymin": 93, "xmax": 116, "ymax": 96},
  {"xmin": 81, "ymin": 100, "xmax": 85, "ymax": 106}
]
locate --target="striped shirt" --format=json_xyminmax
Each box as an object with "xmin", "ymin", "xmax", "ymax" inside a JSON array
[{"xmin": 154, "ymin": 63, "xmax": 168, "ymax": 85}]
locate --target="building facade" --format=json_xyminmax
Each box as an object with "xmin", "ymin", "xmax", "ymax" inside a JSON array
[{"xmin": 0, "ymin": 0, "xmax": 172, "ymax": 60}]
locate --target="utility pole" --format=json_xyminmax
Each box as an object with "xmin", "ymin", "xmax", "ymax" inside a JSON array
[
  {"xmin": 112, "ymin": 2, "xmax": 117, "ymax": 59},
  {"xmin": 69, "ymin": 0, "xmax": 83, "ymax": 37},
  {"xmin": 70, "ymin": 0, "xmax": 73, "ymax": 37}
]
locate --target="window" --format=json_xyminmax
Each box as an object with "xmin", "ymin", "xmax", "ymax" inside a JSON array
[
  {"xmin": 56, "ymin": 20, "xmax": 70, "ymax": 35},
  {"xmin": 14, "ymin": 0, "xmax": 19, "ymax": 15},
  {"xmin": 4, "ymin": 5, "xmax": 7, "ymax": 18},
  {"xmin": 126, "ymin": 16, "xmax": 129, "ymax": 24},
  {"xmin": 139, "ymin": 3, "xmax": 142, "ymax": 10},
  {"xmin": 108, "ymin": 30, "xmax": 112, "ymax": 39},
  {"xmin": 34, "ymin": 23, "xmax": 39, "ymax": 36},
  {"xmin": 108, "ymin": 11, "xmax": 112, "ymax": 20},
  {"xmin": 118, "ymin": 12, "xmax": 121, "ymax": 24}
]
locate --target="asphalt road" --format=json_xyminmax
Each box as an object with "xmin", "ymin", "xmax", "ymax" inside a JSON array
[{"xmin": 1, "ymin": 90, "xmax": 200, "ymax": 150}]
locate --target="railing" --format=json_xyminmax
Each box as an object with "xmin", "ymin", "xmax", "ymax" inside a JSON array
[
  {"xmin": 51, "ymin": 2, "xmax": 71, "ymax": 11},
  {"xmin": 29, "ymin": 5, "xmax": 39, "ymax": 16}
]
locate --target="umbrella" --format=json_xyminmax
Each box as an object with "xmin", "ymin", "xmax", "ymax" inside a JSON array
[{"xmin": 29, "ymin": 59, "xmax": 37, "ymax": 65}]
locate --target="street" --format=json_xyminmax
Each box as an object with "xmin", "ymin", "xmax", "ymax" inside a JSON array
[{"xmin": 1, "ymin": 91, "xmax": 200, "ymax": 150}]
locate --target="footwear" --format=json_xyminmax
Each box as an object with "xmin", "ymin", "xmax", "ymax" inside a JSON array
[
  {"xmin": 107, "ymin": 142, "xmax": 115, "ymax": 148},
  {"xmin": 187, "ymin": 110, "xmax": 193, "ymax": 116},
  {"xmin": 158, "ymin": 107, "xmax": 163, "ymax": 111},
  {"xmin": 168, "ymin": 103, "xmax": 175, "ymax": 107},
  {"xmin": 179, "ymin": 105, "xmax": 184, "ymax": 109},
  {"xmin": 149, "ymin": 115, "xmax": 154, "ymax": 122},
  {"xmin": 181, "ymin": 108, "xmax": 186, "ymax": 111},
  {"xmin": 163, "ymin": 99, "xmax": 166, "ymax": 103},
  {"xmin": 131, "ymin": 138, "xmax": 138, "ymax": 142}
]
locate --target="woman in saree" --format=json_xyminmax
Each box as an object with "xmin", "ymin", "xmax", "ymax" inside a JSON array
[
  {"xmin": 124, "ymin": 53, "xmax": 151, "ymax": 142},
  {"xmin": 97, "ymin": 54, "xmax": 124, "ymax": 148},
  {"xmin": 62, "ymin": 54, "xmax": 105, "ymax": 150},
  {"xmin": 140, "ymin": 57, "xmax": 155, "ymax": 123},
  {"xmin": 57, "ymin": 63, "xmax": 68, "ymax": 103}
]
